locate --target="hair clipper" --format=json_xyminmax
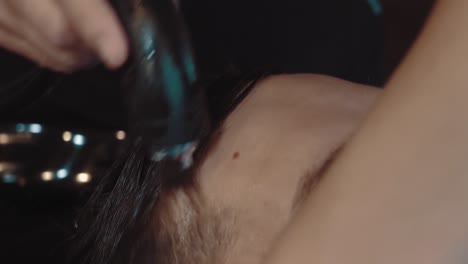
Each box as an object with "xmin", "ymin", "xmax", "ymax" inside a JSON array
[{"xmin": 110, "ymin": 0, "xmax": 210, "ymax": 169}]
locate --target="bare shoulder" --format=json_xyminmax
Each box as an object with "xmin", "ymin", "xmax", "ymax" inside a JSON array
[
  {"xmin": 213, "ymin": 73, "xmax": 381, "ymax": 171},
  {"xmin": 258, "ymin": 74, "xmax": 380, "ymax": 96},
  {"xmin": 234, "ymin": 74, "xmax": 381, "ymax": 126},
  {"xmin": 198, "ymin": 74, "xmax": 381, "ymax": 227}
]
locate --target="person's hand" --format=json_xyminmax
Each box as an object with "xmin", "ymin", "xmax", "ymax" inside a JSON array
[{"xmin": 0, "ymin": 0, "xmax": 128, "ymax": 72}]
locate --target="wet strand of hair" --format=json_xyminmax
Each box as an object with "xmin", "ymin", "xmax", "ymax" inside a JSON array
[{"xmin": 70, "ymin": 138, "xmax": 187, "ymax": 264}]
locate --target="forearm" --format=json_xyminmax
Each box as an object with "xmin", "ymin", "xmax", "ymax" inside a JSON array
[{"xmin": 264, "ymin": 1, "xmax": 468, "ymax": 263}]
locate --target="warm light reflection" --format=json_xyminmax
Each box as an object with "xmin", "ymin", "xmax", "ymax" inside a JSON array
[
  {"xmin": 76, "ymin": 173, "xmax": 91, "ymax": 183},
  {"xmin": 62, "ymin": 131, "xmax": 72, "ymax": 142},
  {"xmin": 0, "ymin": 133, "xmax": 32, "ymax": 144},
  {"xmin": 116, "ymin": 130, "xmax": 126, "ymax": 140},
  {"xmin": 0, "ymin": 162, "xmax": 15, "ymax": 172},
  {"xmin": 41, "ymin": 171, "xmax": 54, "ymax": 181},
  {"xmin": 0, "ymin": 134, "xmax": 10, "ymax": 144},
  {"xmin": 57, "ymin": 169, "xmax": 69, "ymax": 179}
]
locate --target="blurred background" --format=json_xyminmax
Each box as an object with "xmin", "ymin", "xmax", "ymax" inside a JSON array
[{"xmin": 0, "ymin": 0, "xmax": 434, "ymax": 263}]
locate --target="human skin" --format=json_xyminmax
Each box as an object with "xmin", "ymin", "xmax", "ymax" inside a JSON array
[
  {"xmin": 0, "ymin": 0, "xmax": 128, "ymax": 72},
  {"xmin": 263, "ymin": 1, "xmax": 468, "ymax": 264},
  {"xmin": 189, "ymin": 74, "xmax": 380, "ymax": 264},
  {"xmin": 0, "ymin": 0, "xmax": 184, "ymax": 72}
]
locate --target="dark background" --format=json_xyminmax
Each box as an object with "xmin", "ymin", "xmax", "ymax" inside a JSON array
[{"xmin": 0, "ymin": 0, "xmax": 434, "ymax": 263}]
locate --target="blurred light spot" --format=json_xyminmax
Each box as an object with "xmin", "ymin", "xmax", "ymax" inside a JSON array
[
  {"xmin": 18, "ymin": 177, "xmax": 26, "ymax": 187},
  {"xmin": 16, "ymin": 123, "xmax": 26, "ymax": 133},
  {"xmin": 367, "ymin": 0, "xmax": 383, "ymax": 16},
  {"xmin": 41, "ymin": 171, "xmax": 54, "ymax": 181},
  {"xmin": 73, "ymin": 134, "xmax": 86, "ymax": 146},
  {"xmin": 0, "ymin": 133, "xmax": 31, "ymax": 145},
  {"xmin": 57, "ymin": 169, "xmax": 69, "ymax": 179},
  {"xmin": 0, "ymin": 162, "xmax": 15, "ymax": 172},
  {"xmin": 116, "ymin": 130, "xmax": 126, "ymax": 140},
  {"xmin": 63, "ymin": 131, "xmax": 72, "ymax": 142},
  {"xmin": 29, "ymin": 124, "xmax": 43, "ymax": 134},
  {"xmin": 76, "ymin": 173, "xmax": 91, "ymax": 183},
  {"xmin": 2, "ymin": 173, "xmax": 16, "ymax": 183},
  {"xmin": 0, "ymin": 134, "xmax": 10, "ymax": 144}
]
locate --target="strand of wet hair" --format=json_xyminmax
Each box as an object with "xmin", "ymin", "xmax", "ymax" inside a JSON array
[{"xmin": 70, "ymin": 138, "xmax": 175, "ymax": 264}]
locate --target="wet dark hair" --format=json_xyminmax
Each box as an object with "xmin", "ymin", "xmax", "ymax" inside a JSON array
[{"xmin": 70, "ymin": 71, "xmax": 269, "ymax": 264}]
